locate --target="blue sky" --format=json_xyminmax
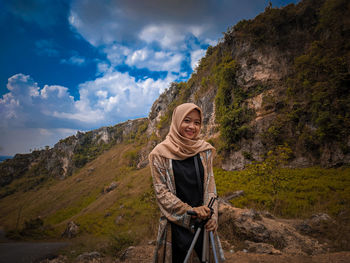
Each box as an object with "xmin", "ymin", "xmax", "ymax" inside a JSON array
[{"xmin": 0, "ymin": 0, "xmax": 298, "ymax": 156}]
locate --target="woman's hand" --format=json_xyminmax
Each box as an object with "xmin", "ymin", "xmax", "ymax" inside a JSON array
[
  {"xmin": 192, "ymin": 206, "xmax": 211, "ymax": 220},
  {"xmin": 205, "ymin": 218, "xmax": 217, "ymax": 232}
]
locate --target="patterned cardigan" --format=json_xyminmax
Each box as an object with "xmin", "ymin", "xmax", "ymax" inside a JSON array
[{"xmin": 149, "ymin": 149, "xmax": 225, "ymax": 263}]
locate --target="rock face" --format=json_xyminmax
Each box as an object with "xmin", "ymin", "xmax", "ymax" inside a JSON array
[
  {"xmin": 218, "ymin": 201, "xmax": 326, "ymax": 255},
  {"xmin": 145, "ymin": 0, "xmax": 350, "ymax": 170}
]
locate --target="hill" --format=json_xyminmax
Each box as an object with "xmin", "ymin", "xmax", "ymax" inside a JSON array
[{"xmin": 0, "ymin": 0, "xmax": 349, "ymax": 261}]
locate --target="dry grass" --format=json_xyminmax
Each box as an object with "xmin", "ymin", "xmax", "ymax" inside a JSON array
[{"xmin": 0, "ymin": 142, "xmax": 159, "ymax": 248}]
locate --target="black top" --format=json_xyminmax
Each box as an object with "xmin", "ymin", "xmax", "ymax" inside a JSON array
[
  {"xmin": 172, "ymin": 154, "xmax": 204, "ymax": 207},
  {"xmin": 171, "ymin": 154, "xmax": 205, "ymax": 261}
]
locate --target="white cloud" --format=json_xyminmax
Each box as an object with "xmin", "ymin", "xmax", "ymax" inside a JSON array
[
  {"xmin": 1, "ymin": 71, "xmax": 175, "ymax": 154},
  {"xmin": 204, "ymin": 38, "xmax": 217, "ymax": 46},
  {"xmin": 104, "ymin": 44, "xmax": 131, "ymax": 66},
  {"xmin": 190, "ymin": 49, "xmax": 207, "ymax": 70},
  {"xmin": 139, "ymin": 24, "xmax": 186, "ymax": 49},
  {"xmin": 0, "ymin": 74, "xmax": 77, "ymax": 129},
  {"xmin": 67, "ymin": 1, "xmax": 219, "ymax": 76},
  {"xmin": 60, "ymin": 55, "xmax": 86, "ymax": 66},
  {"xmin": 68, "ymin": 7, "xmax": 122, "ymax": 46},
  {"xmin": 74, "ymin": 70, "xmax": 176, "ymax": 120},
  {"xmin": 96, "ymin": 61, "xmax": 110, "ymax": 75},
  {"xmin": 125, "ymin": 48, "xmax": 183, "ymax": 72},
  {"xmin": 41, "ymin": 85, "xmax": 71, "ymax": 99}
]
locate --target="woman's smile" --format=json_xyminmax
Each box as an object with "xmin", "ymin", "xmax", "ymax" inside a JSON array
[{"xmin": 184, "ymin": 129, "xmax": 195, "ymax": 136}]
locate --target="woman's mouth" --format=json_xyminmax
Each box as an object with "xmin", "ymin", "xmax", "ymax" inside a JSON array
[{"xmin": 185, "ymin": 130, "xmax": 195, "ymax": 136}]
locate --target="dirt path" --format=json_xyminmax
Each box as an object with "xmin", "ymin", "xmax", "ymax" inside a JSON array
[
  {"xmin": 120, "ymin": 245, "xmax": 350, "ymax": 263},
  {"xmin": 223, "ymin": 250, "xmax": 350, "ymax": 263},
  {"xmin": 1, "ymin": 242, "xmax": 348, "ymax": 262}
]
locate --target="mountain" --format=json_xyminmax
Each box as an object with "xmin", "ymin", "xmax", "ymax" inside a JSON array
[
  {"xmin": 1, "ymin": 0, "xmax": 349, "ymax": 191},
  {"xmin": 0, "ymin": 0, "xmax": 349, "ymax": 259},
  {"xmin": 148, "ymin": 0, "xmax": 350, "ymax": 170}
]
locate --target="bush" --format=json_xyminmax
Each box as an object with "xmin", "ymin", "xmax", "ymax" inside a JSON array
[{"xmin": 123, "ymin": 147, "xmax": 141, "ymax": 168}]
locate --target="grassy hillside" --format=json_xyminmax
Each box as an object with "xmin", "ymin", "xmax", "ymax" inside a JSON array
[
  {"xmin": 0, "ymin": 142, "xmax": 158, "ymax": 258},
  {"xmin": 1, "ymin": 140, "xmax": 349, "ymax": 254}
]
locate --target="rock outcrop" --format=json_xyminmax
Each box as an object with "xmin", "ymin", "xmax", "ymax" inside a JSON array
[
  {"xmin": 61, "ymin": 221, "xmax": 79, "ymax": 239},
  {"xmin": 218, "ymin": 201, "xmax": 327, "ymax": 255},
  {"xmin": 145, "ymin": 0, "xmax": 350, "ymax": 170}
]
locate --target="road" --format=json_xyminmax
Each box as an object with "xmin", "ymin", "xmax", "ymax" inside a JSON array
[
  {"xmin": 0, "ymin": 241, "xmax": 69, "ymax": 263},
  {"xmin": 0, "ymin": 229, "xmax": 68, "ymax": 263}
]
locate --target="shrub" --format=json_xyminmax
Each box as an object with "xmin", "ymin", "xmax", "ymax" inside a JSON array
[{"xmin": 123, "ymin": 147, "xmax": 141, "ymax": 168}]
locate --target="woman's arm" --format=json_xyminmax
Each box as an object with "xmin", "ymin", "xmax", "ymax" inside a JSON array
[
  {"xmin": 205, "ymin": 150, "xmax": 219, "ymax": 231},
  {"xmin": 149, "ymin": 154, "xmax": 192, "ymax": 228}
]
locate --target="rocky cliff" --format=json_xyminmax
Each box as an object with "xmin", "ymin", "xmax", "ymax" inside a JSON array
[{"xmin": 147, "ymin": 0, "xmax": 350, "ymax": 170}]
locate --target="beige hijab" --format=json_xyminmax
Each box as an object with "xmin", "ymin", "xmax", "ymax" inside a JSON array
[{"xmin": 150, "ymin": 103, "xmax": 215, "ymax": 160}]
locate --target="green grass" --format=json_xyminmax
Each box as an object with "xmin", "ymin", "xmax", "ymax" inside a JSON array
[
  {"xmin": 215, "ymin": 166, "xmax": 350, "ymax": 218},
  {"xmin": 46, "ymin": 190, "xmax": 100, "ymax": 225}
]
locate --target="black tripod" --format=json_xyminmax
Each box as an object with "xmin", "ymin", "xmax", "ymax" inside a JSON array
[{"xmin": 184, "ymin": 197, "xmax": 219, "ymax": 263}]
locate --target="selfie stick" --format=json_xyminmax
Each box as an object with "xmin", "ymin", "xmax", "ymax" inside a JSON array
[{"xmin": 184, "ymin": 197, "xmax": 218, "ymax": 263}]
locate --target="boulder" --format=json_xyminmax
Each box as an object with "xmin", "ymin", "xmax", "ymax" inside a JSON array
[
  {"xmin": 103, "ymin": 182, "xmax": 118, "ymax": 193},
  {"xmin": 61, "ymin": 221, "xmax": 79, "ymax": 238},
  {"xmin": 296, "ymin": 213, "xmax": 335, "ymax": 236},
  {"xmin": 218, "ymin": 202, "xmax": 325, "ymax": 255},
  {"xmin": 76, "ymin": 252, "xmax": 101, "ymax": 263},
  {"xmin": 120, "ymin": 246, "xmax": 136, "ymax": 261},
  {"xmin": 244, "ymin": 240, "xmax": 282, "ymax": 254}
]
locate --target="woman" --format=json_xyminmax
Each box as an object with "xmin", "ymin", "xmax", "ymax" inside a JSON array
[{"xmin": 149, "ymin": 103, "xmax": 225, "ymax": 262}]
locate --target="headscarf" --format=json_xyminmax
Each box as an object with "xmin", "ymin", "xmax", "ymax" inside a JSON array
[{"xmin": 149, "ymin": 103, "xmax": 215, "ymax": 160}]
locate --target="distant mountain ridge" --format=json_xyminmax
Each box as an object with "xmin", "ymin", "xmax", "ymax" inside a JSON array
[{"xmin": 0, "ymin": 118, "xmax": 147, "ymax": 196}]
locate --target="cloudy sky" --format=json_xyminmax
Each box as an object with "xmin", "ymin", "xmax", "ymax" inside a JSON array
[{"xmin": 0, "ymin": 0, "xmax": 298, "ymax": 156}]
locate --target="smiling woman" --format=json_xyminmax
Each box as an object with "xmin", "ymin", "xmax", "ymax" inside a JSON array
[{"xmin": 148, "ymin": 103, "xmax": 225, "ymax": 262}]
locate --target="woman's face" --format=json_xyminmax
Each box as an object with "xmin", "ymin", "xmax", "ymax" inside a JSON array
[{"xmin": 179, "ymin": 109, "xmax": 201, "ymax": 140}]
